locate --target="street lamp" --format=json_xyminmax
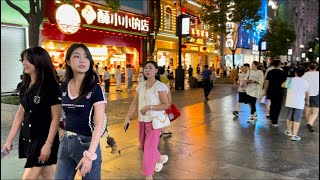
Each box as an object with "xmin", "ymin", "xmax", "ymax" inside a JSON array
[
  {"xmin": 287, "ymin": 48, "xmax": 292, "ymax": 63},
  {"xmin": 175, "ymin": 0, "xmax": 189, "ymax": 90},
  {"xmin": 298, "ymin": 44, "xmax": 304, "ymax": 63}
]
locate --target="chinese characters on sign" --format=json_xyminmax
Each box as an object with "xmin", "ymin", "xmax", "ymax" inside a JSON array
[
  {"xmin": 190, "ymin": 28, "xmax": 209, "ymax": 38},
  {"xmin": 226, "ymin": 0, "xmax": 235, "ymax": 48},
  {"xmin": 96, "ymin": 9, "xmax": 149, "ymax": 32}
]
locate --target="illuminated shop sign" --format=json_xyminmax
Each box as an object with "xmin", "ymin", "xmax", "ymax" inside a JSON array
[
  {"xmin": 225, "ymin": 0, "xmax": 235, "ymax": 48},
  {"xmin": 190, "ymin": 28, "xmax": 209, "ymax": 39},
  {"xmin": 190, "ymin": 46, "xmax": 199, "ymax": 51},
  {"xmin": 190, "ymin": 38, "xmax": 204, "ymax": 45},
  {"xmin": 56, "ymin": 4, "xmax": 81, "ymax": 34},
  {"xmin": 55, "ymin": 4, "xmax": 150, "ymax": 34}
]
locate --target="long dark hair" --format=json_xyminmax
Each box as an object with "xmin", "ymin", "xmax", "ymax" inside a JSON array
[
  {"xmin": 143, "ymin": 61, "xmax": 160, "ymax": 81},
  {"xmin": 20, "ymin": 47, "xmax": 58, "ymax": 95},
  {"xmin": 61, "ymin": 44, "xmax": 99, "ymax": 103}
]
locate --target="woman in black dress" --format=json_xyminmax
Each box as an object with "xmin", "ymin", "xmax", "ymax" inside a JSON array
[{"xmin": 3, "ymin": 47, "xmax": 61, "ymax": 179}]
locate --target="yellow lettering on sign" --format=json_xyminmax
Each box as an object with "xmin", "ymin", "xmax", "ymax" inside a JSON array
[{"xmin": 190, "ymin": 46, "xmax": 199, "ymax": 51}]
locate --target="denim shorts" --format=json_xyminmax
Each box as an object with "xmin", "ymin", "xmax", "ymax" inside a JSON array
[
  {"xmin": 55, "ymin": 132, "xmax": 102, "ymax": 180},
  {"xmin": 309, "ymin": 95, "xmax": 319, "ymax": 107},
  {"xmin": 287, "ymin": 107, "xmax": 303, "ymax": 122}
]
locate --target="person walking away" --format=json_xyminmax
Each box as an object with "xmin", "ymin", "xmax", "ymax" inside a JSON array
[
  {"xmin": 245, "ymin": 61, "xmax": 264, "ymax": 122},
  {"xmin": 188, "ymin": 65, "xmax": 193, "ymax": 79},
  {"xmin": 263, "ymin": 59, "xmax": 287, "ymax": 126},
  {"xmin": 138, "ymin": 63, "xmax": 145, "ymax": 84},
  {"xmin": 94, "ymin": 64, "xmax": 101, "ymax": 83},
  {"xmin": 230, "ymin": 68, "xmax": 239, "ymax": 87},
  {"xmin": 263, "ymin": 60, "xmax": 275, "ymax": 118},
  {"xmin": 104, "ymin": 66, "xmax": 110, "ymax": 94},
  {"xmin": 302, "ymin": 63, "xmax": 319, "ymax": 132},
  {"xmin": 126, "ymin": 65, "xmax": 133, "ymax": 90},
  {"xmin": 168, "ymin": 72, "xmax": 174, "ymax": 90},
  {"xmin": 3, "ymin": 47, "xmax": 61, "ymax": 179},
  {"xmin": 219, "ymin": 67, "xmax": 224, "ymax": 77},
  {"xmin": 56, "ymin": 63, "xmax": 66, "ymax": 83},
  {"xmin": 196, "ymin": 64, "xmax": 200, "ymax": 74},
  {"xmin": 124, "ymin": 61, "xmax": 170, "ymax": 180},
  {"xmin": 202, "ymin": 65, "xmax": 212, "ymax": 101},
  {"xmin": 115, "ymin": 65, "xmax": 122, "ymax": 91},
  {"xmin": 282, "ymin": 66, "xmax": 309, "ymax": 141},
  {"xmin": 55, "ymin": 44, "xmax": 107, "ymax": 179},
  {"xmin": 233, "ymin": 64, "xmax": 250, "ymax": 117},
  {"xmin": 158, "ymin": 67, "xmax": 173, "ymax": 137}
]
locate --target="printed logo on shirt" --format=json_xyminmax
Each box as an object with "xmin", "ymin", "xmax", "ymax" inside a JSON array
[
  {"xmin": 86, "ymin": 92, "xmax": 92, "ymax": 99},
  {"xmin": 62, "ymin": 92, "xmax": 67, "ymax": 96}
]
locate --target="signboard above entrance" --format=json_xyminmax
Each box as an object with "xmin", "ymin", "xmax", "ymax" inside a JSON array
[{"xmin": 52, "ymin": 2, "xmax": 150, "ymax": 34}]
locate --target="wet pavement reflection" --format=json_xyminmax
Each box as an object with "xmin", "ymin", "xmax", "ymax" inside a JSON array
[
  {"xmin": 1, "ymin": 84, "xmax": 318, "ymax": 179},
  {"xmin": 99, "ymin": 84, "xmax": 318, "ymax": 179}
]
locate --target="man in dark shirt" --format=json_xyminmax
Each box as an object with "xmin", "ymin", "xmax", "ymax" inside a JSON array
[
  {"xmin": 188, "ymin": 65, "xmax": 193, "ymax": 78},
  {"xmin": 202, "ymin": 65, "xmax": 212, "ymax": 101},
  {"xmin": 263, "ymin": 59, "xmax": 287, "ymax": 126}
]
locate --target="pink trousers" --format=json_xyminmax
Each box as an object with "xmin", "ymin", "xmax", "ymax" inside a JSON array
[{"xmin": 138, "ymin": 121, "xmax": 162, "ymax": 176}]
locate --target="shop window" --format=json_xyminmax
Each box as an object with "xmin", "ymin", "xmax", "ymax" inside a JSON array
[{"xmin": 165, "ymin": 7, "xmax": 172, "ymax": 31}]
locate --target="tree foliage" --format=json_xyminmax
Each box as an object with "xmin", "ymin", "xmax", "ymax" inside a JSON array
[
  {"xmin": 104, "ymin": 0, "xmax": 120, "ymax": 12},
  {"xmin": 5, "ymin": 0, "xmax": 46, "ymax": 47},
  {"xmin": 264, "ymin": 16, "xmax": 296, "ymax": 58},
  {"xmin": 200, "ymin": 0, "xmax": 262, "ymax": 67}
]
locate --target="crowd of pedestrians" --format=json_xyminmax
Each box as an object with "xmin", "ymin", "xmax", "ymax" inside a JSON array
[{"xmin": 232, "ymin": 58, "xmax": 319, "ymax": 141}]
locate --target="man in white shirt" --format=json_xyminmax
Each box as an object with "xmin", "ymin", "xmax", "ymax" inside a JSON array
[
  {"xmin": 283, "ymin": 66, "xmax": 309, "ymax": 141},
  {"xmin": 302, "ymin": 63, "xmax": 319, "ymax": 132},
  {"xmin": 115, "ymin": 65, "xmax": 122, "ymax": 91},
  {"xmin": 126, "ymin": 65, "xmax": 133, "ymax": 90}
]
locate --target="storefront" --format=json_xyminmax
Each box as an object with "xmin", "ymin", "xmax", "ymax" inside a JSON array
[
  {"xmin": 153, "ymin": 2, "xmax": 220, "ymax": 76},
  {"xmin": 43, "ymin": 0, "xmax": 150, "ymax": 82}
]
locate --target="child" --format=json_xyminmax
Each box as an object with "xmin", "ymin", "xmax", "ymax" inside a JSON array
[{"xmin": 282, "ymin": 66, "xmax": 309, "ymax": 141}]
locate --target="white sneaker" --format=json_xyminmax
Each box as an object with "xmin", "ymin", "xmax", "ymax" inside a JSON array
[
  {"xmin": 155, "ymin": 155, "xmax": 168, "ymax": 172},
  {"xmin": 291, "ymin": 135, "xmax": 301, "ymax": 141},
  {"xmin": 247, "ymin": 115, "xmax": 254, "ymax": 123},
  {"xmin": 284, "ymin": 130, "xmax": 292, "ymax": 137}
]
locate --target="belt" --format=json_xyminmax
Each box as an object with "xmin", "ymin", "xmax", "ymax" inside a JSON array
[{"xmin": 65, "ymin": 131, "xmax": 77, "ymax": 136}]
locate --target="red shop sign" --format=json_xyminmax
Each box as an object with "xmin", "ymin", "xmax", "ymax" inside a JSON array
[{"xmin": 46, "ymin": 0, "xmax": 150, "ymax": 34}]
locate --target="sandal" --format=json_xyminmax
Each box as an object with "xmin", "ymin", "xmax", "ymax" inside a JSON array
[{"xmin": 154, "ymin": 155, "xmax": 168, "ymax": 172}]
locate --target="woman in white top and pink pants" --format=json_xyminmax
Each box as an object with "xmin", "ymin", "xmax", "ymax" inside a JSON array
[{"xmin": 125, "ymin": 61, "xmax": 170, "ymax": 180}]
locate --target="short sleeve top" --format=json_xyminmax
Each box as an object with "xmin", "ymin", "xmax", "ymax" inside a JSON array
[
  {"xmin": 136, "ymin": 80, "xmax": 169, "ymax": 122},
  {"xmin": 61, "ymin": 83, "xmax": 107, "ymax": 136},
  {"xmin": 19, "ymin": 82, "xmax": 60, "ymax": 149}
]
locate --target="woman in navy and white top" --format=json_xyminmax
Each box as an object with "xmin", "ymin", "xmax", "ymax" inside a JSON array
[
  {"xmin": 55, "ymin": 44, "xmax": 107, "ymax": 179},
  {"xmin": 125, "ymin": 61, "xmax": 170, "ymax": 180}
]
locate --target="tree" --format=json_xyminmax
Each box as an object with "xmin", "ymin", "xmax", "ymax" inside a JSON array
[
  {"xmin": 5, "ymin": 0, "xmax": 46, "ymax": 47},
  {"xmin": 104, "ymin": 0, "xmax": 120, "ymax": 12},
  {"xmin": 201, "ymin": 0, "xmax": 261, "ymax": 67},
  {"xmin": 263, "ymin": 17, "xmax": 296, "ymax": 58}
]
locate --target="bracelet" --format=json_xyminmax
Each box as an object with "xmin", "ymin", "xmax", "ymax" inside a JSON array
[
  {"xmin": 83, "ymin": 150, "xmax": 97, "ymax": 161},
  {"xmin": 46, "ymin": 140, "xmax": 53, "ymax": 146}
]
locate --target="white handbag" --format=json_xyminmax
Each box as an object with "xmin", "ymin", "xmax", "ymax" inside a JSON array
[{"xmin": 151, "ymin": 111, "xmax": 171, "ymax": 130}]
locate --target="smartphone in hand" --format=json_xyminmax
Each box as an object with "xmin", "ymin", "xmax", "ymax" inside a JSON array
[
  {"xmin": 124, "ymin": 123, "xmax": 130, "ymax": 132},
  {"xmin": 124, "ymin": 116, "xmax": 130, "ymax": 132}
]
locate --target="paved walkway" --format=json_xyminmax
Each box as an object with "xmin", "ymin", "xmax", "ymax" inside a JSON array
[{"xmin": 1, "ymin": 84, "xmax": 319, "ymax": 179}]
